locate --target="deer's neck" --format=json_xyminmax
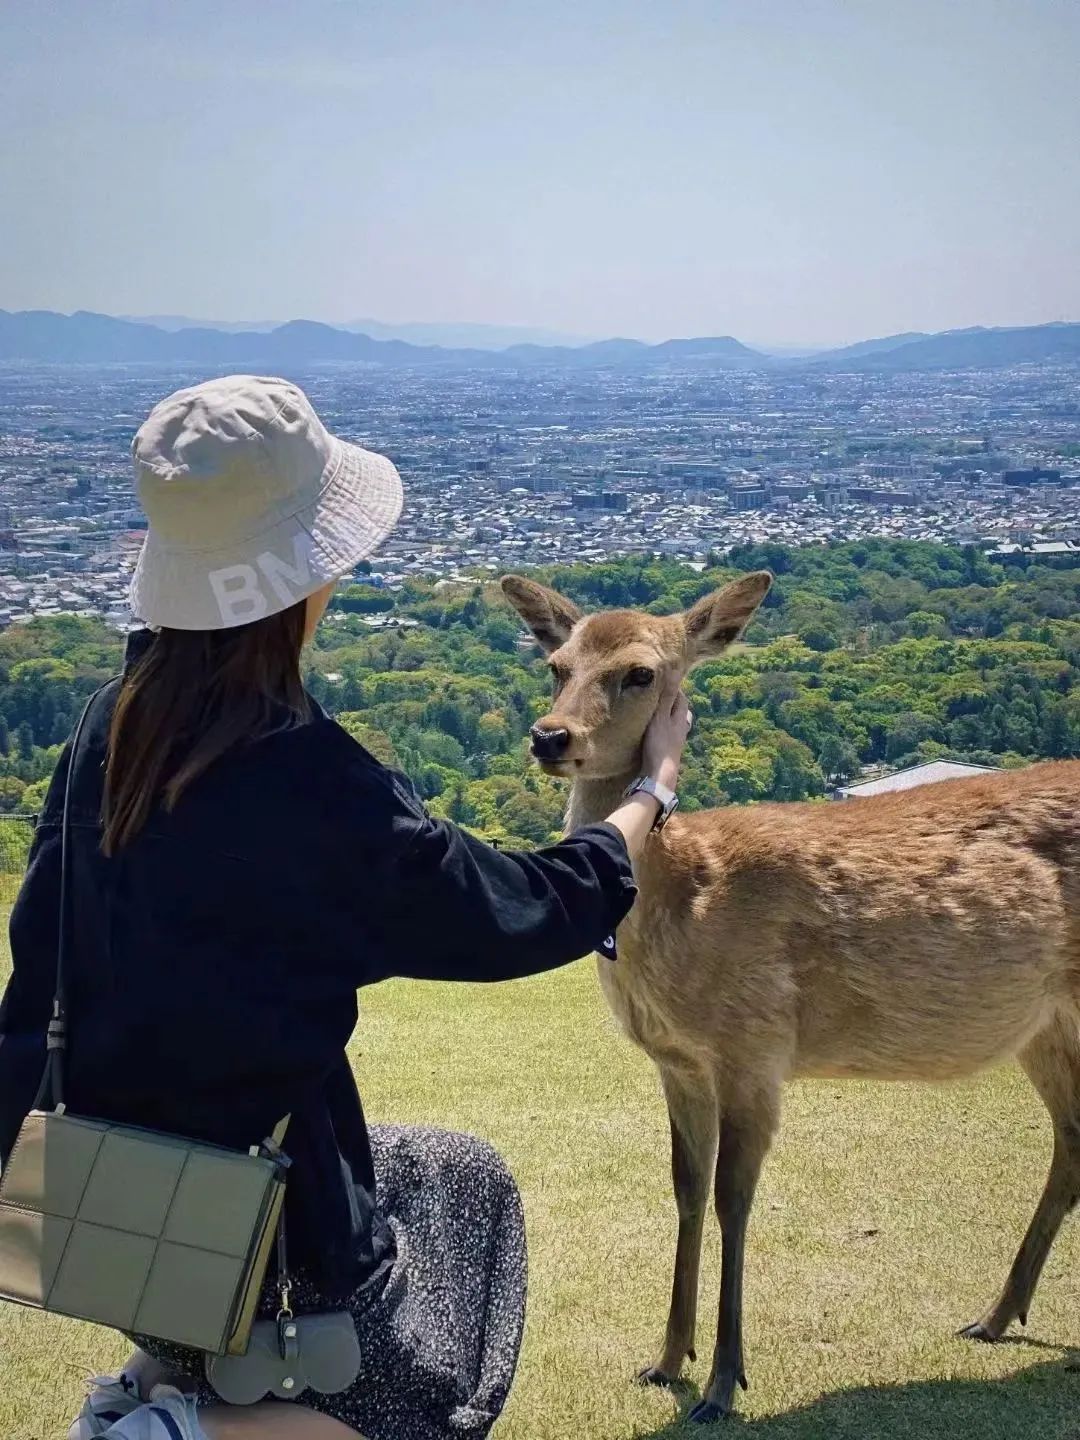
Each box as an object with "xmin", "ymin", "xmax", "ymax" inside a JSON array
[
  {"xmin": 567, "ymin": 772, "xmax": 672, "ymax": 982},
  {"xmin": 566, "ymin": 772, "xmax": 638, "ymax": 833}
]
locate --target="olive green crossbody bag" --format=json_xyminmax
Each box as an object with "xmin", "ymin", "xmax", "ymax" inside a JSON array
[{"xmin": 0, "ymin": 690, "xmax": 290, "ymax": 1357}]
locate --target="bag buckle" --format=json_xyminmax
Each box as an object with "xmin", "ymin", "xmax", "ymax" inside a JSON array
[
  {"xmin": 278, "ymin": 1308, "xmax": 299, "ymax": 1354},
  {"xmin": 252, "ymin": 1134, "xmax": 293, "ymax": 1172}
]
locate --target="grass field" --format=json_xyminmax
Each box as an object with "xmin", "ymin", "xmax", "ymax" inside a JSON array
[{"xmin": 2, "ymin": 930, "xmax": 1079, "ymax": 1440}]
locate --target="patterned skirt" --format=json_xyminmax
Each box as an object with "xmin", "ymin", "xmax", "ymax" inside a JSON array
[{"xmin": 137, "ymin": 1126, "xmax": 528, "ymax": 1440}]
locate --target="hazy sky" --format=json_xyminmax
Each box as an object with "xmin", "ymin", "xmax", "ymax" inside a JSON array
[{"xmin": 2, "ymin": 0, "xmax": 1077, "ymax": 346}]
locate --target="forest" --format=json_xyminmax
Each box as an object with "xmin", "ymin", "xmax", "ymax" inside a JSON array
[{"xmin": 0, "ymin": 540, "xmax": 1076, "ymax": 851}]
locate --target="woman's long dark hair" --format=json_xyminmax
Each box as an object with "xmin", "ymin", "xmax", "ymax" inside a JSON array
[{"xmin": 102, "ymin": 600, "xmax": 310, "ymax": 855}]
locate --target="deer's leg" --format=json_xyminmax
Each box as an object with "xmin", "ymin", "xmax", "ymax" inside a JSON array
[
  {"xmin": 961, "ymin": 1013, "xmax": 1080, "ymax": 1342},
  {"xmin": 688, "ymin": 1087, "xmax": 779, "ymax": 1425},
  {"xmin": 638, "ymin": 1067, "xmax": 718, "ymax": 1387}
]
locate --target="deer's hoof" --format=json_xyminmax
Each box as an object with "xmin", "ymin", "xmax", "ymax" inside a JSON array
[
  {"xmin": 958, "ymin": 1320, "xmax": 1002, "ymax": 1344},
  {"xmin": 687, "ymin": 1366, "xmax": 746, "ymax": 1424},
  {"xmin": 636, "ymin": 1365, "xmax": 677, "ymax": 1388},
  {"xmin": 687, "ymin": 1397, "xmax": 732, "ymax": 1424}
]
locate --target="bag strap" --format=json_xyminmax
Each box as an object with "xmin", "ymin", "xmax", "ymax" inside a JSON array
[
  {"xmin": 34, "ymin": 685, "xmax": 110, "ymax": 1112},
  {"xmin": 260, "ymin": 1115, "xmax": 294, "ymax": 1320}
]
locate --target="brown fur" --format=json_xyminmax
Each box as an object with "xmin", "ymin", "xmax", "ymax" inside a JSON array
[{"xmin": 501, "ymin": 571, "xmax": 1080, "ymax": 1423}]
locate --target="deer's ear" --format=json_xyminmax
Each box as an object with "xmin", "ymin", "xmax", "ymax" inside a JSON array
[
  {"xmin": 683, "ymin": 571, "xmax": 772, "ymax": 662},
  {"xmin": 500, "ymin": 575, "xmax": 583, "ymax": 654}
]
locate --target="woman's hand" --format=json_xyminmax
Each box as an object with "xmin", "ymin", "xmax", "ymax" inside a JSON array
[
  {"xmin": 641, "ymin": 672, "xmax": 692, "ymax": 792},
  {"xmin": 601, "ymin": 674, "xmax": 692, "ymax": 862}
]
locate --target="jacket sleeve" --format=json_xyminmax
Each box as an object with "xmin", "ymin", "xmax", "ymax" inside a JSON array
[
  {"xmin": 0, "ymin": 763, "xmax": 66, "ymax": 1163},
  {"xmin": 315, "ymin": 731, "xmax": 639, "ymax": 985},
  {"xmin": 366, "ymin": 813, "xmax": 639, "ymax": 983}
]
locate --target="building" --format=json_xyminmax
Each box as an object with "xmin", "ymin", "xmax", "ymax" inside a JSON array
[
  {"xmin": 987, "ymin": 540, "xmax": 1080, "ymax": 566},
  {"xmin": 864, "ymin": 462, "xmax": 915, "ymax": 481},
  {"xmin": 730, "ymin": 485, "xmax": 767, "ymax": 511},
  {"xmin": 1003, "ymin": 468, "xmax": 1061, "ymax": 486},
  {"xmin": 571, "ymin": 491, "xmax": 628, "ymax": 512},
  {"xmin": 834, "ymin": 760, "xmax": 1000, "ymax": 800},
  {"xmin": 660, "ymin": 461, "xmax": 727, "ymax": 486},
  {"xmin": 847, "ymin": 487, "xmax": 917, "ymax": 506}
]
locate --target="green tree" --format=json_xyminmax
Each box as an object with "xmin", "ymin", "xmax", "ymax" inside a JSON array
[
  {"xmin": 333, "ymin": 584, "xmax": 395, "ymax": 615},
  {"xmin": 447, "ymin": 783, "xmax": 474, "ymax": 825},
  {"xmin": 335, "ymin": 714, "xmax": 398, "ymax": 767},
  {"xmin": 16, "ymin": 723, "xmax": 35, "ymax": 762},
  {"xmin": 17, "ymin": 777, "xmax": 49, "ymax": 813},
  {"xmin": 906, "ymin": 610, "xmax": 947, "ymax": 639},
  {"xmin": 710, "ymin": 737, "xmax": 773, "ymax": 803},
  {"xmin": 771, "ymin": 736, "xmax": 824, "ymax": 801},
  {"xmin": 885, "ymin": 713, "xmax": 940, "ymax": 762},
  {"xmin": 1041, "ymin": 701, "xmax": 1077, "ymax": 758},
  {"xmin": 0, "ymin": 776, "xmax": 26, "ymax": 812},
  {"xmin": 801, "ymin": 625, "xmax": 840, "ymax": 653},
  {"xmin": 818, "ymin": 736, "xmax": 860, "ymax": 784}
]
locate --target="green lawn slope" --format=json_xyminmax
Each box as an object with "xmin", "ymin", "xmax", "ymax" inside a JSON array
[{"xmin": 1, "ymin": 926, "xmax": 1078, "ymax": 1437}]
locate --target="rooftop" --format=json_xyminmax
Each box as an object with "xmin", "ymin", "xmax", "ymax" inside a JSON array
[{"xmin": 835, "ymin": 760, "xmax": 1000, "ymax": 799}]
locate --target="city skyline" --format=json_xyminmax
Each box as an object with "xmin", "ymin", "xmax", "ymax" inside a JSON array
[
  {"xmin": 1, "ymin": 357, "xmax": 1076, "ymax": 635},
  {"xmin": 2, "ymin": 0, "xmax": 1078, "ymax": 347}
]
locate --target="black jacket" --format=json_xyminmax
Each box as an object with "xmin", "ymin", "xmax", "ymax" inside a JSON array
[{"xmin": 0, "ymin": 633, "xmax": 637, "ymax": 1298}]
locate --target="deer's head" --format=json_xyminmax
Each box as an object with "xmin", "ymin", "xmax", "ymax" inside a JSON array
[{"xmin": 501, "ymin": 571, "xmax": 772, "ymax": 780}]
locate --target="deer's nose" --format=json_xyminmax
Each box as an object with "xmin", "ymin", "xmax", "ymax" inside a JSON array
[{"xmin": 530, "ymin": 724, "xmax": 571, "ymax": 761}]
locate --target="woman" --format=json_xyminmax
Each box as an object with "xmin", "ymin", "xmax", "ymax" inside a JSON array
[{"xmin": 0, "ymin": 376, "xmax": 690, "ymax": 1440}]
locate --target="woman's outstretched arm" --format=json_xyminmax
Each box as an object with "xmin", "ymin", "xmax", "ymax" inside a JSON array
[{"xmin": 342, "ymin": 679, "xmax": 691, "ymax": 985}]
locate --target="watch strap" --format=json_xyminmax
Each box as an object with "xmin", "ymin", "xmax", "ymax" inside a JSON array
[{"xmin": 623, "ymin": 776, "xmax": 680, "ymax": 831}]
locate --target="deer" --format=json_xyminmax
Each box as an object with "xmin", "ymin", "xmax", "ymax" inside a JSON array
[{"xmin": 500, "ymin": 569, "xmax": 1080, "ymax": 1425}]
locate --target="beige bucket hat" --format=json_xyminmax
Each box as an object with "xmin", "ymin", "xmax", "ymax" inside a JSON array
[{"xmin": 129, "ymin": 375, "xmax": 403, "ymax": 630}]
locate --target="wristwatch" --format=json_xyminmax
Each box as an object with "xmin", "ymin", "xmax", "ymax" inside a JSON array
[{"xmin": 623, "ymin": 775, "xmax": 680, "ymax": 832}]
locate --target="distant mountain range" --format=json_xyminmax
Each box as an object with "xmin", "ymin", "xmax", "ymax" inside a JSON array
[
  {"xmin": 808, "ymin": 331, "xmax": 931, "ymax": 361},
  {"xmin": 120, "ymin": 315, "xmax": 595, "ymax": 350},
  {"xmin": 829, "ymin": 324, "xmax": 1080, "ymax": 371},
  {"xmin": 1, "ymin": 310, "xmax": 1078, "ymax": 373},
  {"xmin": 0, "ymin": 311, "xmax": 762, "ymax": 369}
]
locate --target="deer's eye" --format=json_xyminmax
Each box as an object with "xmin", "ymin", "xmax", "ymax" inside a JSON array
[
  {"xmin": 548, "ymin": 662, "xmax": 568, "ymax": 687},
  {"xmin": 623, "ymin": 666, "xmax": 655, "ymax": 689}
]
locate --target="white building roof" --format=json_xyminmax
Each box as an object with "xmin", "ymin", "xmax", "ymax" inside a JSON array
[{"xmin": 836, "ymin": 760, "xmax": 1000, "ymax": 799}]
